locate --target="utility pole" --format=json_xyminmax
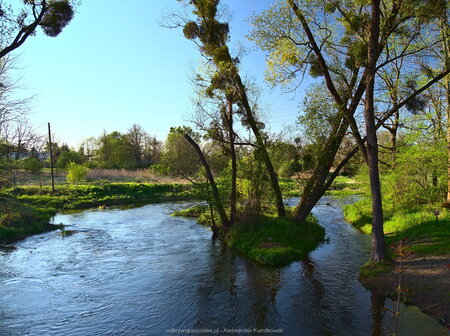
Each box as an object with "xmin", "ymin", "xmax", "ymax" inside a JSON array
[{"xmin": 48, "ymin": 123, "xmax": 55, "ymax": 192}]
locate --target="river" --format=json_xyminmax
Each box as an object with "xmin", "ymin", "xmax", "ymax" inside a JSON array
[{"xmin": 0, "ymin": 197, "xmax": 447, "ymax": 335}]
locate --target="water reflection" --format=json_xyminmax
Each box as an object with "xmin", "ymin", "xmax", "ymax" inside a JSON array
[
  {"xmin": 370, "ymin": 290, "xmax": 386, "ymax": 336},
  {"xmin": 0, "ymin": 199, "xmax": 446, "ymax": 336}
]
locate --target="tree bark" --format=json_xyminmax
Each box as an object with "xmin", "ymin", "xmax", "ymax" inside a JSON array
[
  {"xmin": 293, "ymin": 117, "xmax": 349, "ymax": 222},
  {"xmin": 184, "ymin": 134, "xmax": 230, "ymax": 228},
  {"xmin": 0, "ymin": 2, "xmax": 47, "ymax": 60},
  {"xmin": 234, "ymin": 75, "xmax": 286, "ymax": 217},
  {"xmin": 366, "ymin": 0, "xmax": 386, "ymax": 262},
  {"xmin": 226, "ymin": 99, "xmax": 237, "ymax": 225},
  {"xmin": 442, "ymin": 12, "xmax": 450, "ymax": 203}
]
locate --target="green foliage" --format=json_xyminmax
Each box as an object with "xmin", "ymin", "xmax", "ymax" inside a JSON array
[
  {"xmin": 298, "ymin": 85, "xmax": 341, "ymax": 144},
  {"xmin": 149, "ymin": 163, "xmax": 170, "ymax": 176},
  {"xmin": 237, "ymin": 151, "xmax": 272, "ymax": 219},
  {"xmin": 226, "ymin": 215, "xmax": 325, "ymax": 267},
  {"xmin": 97, "ymin": 131, "xmax": 134, "ymax": 169},
  {"xmin": 66, "ymin": 162, "xmax": 89, "ymax": 185},
  {"xmin": 40, "ymin": 0, "xmax": 74, "ymax": 37},
  {"xmin": 20, "ymin": 157, "xmax": 43, "ymax": 174},
  {"xmin": 172, "ymin": 204, "xmax": 208, "ymax": 217},
  {"xmin": 57, "ymin": 150, "xmax": 84, "ymax": 168},
  {"xmin": 161, "ymin": 128, "xmax": 200, "ymax": 176}
]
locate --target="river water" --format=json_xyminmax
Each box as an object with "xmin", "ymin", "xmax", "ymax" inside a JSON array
[{"xmin": 0, "ymin": 197, "xmax": 447, "ymax": 336}]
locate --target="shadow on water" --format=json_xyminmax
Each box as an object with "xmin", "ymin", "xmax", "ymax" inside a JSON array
[{"xmin": 0, "ymin": 198, "xmax": 447, "ymax": 336}]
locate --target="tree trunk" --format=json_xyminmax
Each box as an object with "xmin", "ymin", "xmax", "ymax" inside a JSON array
[
  {"xmin": 293, "ymin": 117, "xmax": 349, "ymax": 222},
  {"xmin": 444, "ymin": 31, "xmax": 450, "ymax": 203},
  {"xmin": 366, "ymin": 0, "xmax": 386, "ymax": 262},
  {"xmin": 226, "ymin": 99, "xmax": 237, "ymax": 225},
  {"xmin": 446, "ymin": 80, "xmax": 450, "ymax": 202},
  {"xmin": 184, "ymin": 134, "xmax": 230, "ymax": 228},
  {"xmin": 234, "ymin": 75, "xmax": 286, "ymax": 217}
]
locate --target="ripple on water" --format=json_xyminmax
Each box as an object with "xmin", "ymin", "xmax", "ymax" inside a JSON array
[{"xmin": 0, "ymin": 201, "xmax": 447, "ymax": 336}]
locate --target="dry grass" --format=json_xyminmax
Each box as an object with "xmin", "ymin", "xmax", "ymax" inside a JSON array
[
  {"xmin": 86, "ymin": 169, "xmax": 188, "ymax": 184},
  {"xmin": 5, "ymin": 169, "xmax": 188, "ymax": 186}
]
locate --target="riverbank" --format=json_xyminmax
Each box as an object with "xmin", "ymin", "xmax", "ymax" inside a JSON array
[
  {"xmin": 0, "ymin": 183, "xmax": 194, "ymax": 244},
  {"xmin": 0, "ymin": 196, "xmax": 59, "ymax": 244},
  {"xmin": 344, "ymin": 199, "xmax": 450, "ymax": 327}
]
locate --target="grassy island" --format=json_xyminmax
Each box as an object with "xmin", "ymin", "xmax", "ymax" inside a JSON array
[{"xmin": 173, "ymin": 205, "xmax": 325, "ymax": 267}]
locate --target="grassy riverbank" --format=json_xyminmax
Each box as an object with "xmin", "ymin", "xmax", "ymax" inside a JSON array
[
  {"xmin": 0, "ymin": 183, "xmax": 194, "ymax": 244},
  {"xmin": 173, "ymin": 206, "xmax": 325, "ymax": 267},
  {"xmin": 344, "ymin": 199, "xmax": 450, "ymax": 256},
  {"xmin": 5, "ymin": 183, "xmax": 193, "ymax": 209},
  {"xmin": 0, "ymin": 196, "xmax": 58, "ymax": 244},
  {"xmin": 344, "ymin": 197, "xmax": 450, "ymax": 325}
]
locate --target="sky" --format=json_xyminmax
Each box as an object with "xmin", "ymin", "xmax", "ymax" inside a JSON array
[{"xmin": 13, "ymin": 0, "xmax": 304, "ymax": 147}]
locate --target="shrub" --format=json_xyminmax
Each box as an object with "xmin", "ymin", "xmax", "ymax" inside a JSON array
[
  {"xmin": 20, "ymin": 157, "xmax": 43, "ymax": 174},
  {"xmin": 66, "ymin": 162, "xmax": 89, "ymax": 185}
]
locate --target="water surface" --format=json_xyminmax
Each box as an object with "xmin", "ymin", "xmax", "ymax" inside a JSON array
[{"xmin": 0, "ymin": 197, "xmax": 446, "ymax": 335}]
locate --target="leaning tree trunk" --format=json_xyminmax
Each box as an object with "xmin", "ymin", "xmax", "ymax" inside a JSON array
[
  {"xmin": 293, "ymin": 117, "xmax": 349, "ymax": 222},
  {"xmin": 234, "ymin": 75, "xmax": 286, "ymax": 217},
  {"xmin": 184, "ymin": 134, "xmax": 230, "ymax": 229},
  {"xmin": 366, "ymin": 0, "xmax": 386, "ymax": 262},
  {"xmin": 226, "ymin": 99, "xmax": 237, "ymax": 225}
]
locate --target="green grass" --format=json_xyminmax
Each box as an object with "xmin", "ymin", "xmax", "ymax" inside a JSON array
[
  {"xmin": 359, "ymin": 260, "xmax": 393, "ymax": 283},
  {"xmin": 326, "ymin": 176, "xmax": 362, "ymax": 197},
  {"xmin": 0, "ymin": 197, "xmax": 58, "ymax": 244},
  {"xmin": 172, "ymin": 204, "xmax": 208, "ymax": 218},
  {"xmin": 279, "ymin": 178, "xmax": 301, "ymax": 198},
  {"xmin": 343, "ymin": 198, "xmax": 373, "ymax": 234},
  {"xmin": 225, "ymin": 215, "xmax": 325, "ymax": 267},
  {"xmin": 5, "ymin": 183, "xmax": 194, "ymax": 210},
  {"xmin": 344, "ymin": 199, "xmax": 450, "ymax": 256}
]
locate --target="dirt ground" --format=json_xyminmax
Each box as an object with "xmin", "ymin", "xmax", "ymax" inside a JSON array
[{"xmin": 362, "ymin": 254, "xmax": 450, "ymax": 329}]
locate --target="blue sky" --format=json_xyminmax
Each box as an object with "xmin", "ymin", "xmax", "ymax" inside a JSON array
[{"xmin": 15, "ymin": 0, "xmax": 303, "ymax": 147}]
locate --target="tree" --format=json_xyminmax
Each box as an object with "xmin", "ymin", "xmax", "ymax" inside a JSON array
[
  {"xmin": 79, "ymin": 136, "xmax": 99, "ymax": 165},
  {"xmin": 0, "ymin": 0, "xmax": 75, "ymax": 60},
  {"xmin": 250, "ymin": 0, "xmax": 450, "ymax": 261},
  {"xmin": 56, "ymin": 149, "xmax": 84, "ymax": 168},
  {"xmin": 161, "ymin": 126, "xmax": 201, "ymax": 176},
  {"xmin": 126, "ymin": 124, "xmax": 147, "ymax": 168},
  {"xmin": 178, "ymin": 0, "xmax": 286, "ymax": 217},
  {"xmin": 20, "ymin": 156, "xmax": 43, "ymax": 174},
  {"xmin": 184, "ymin": 133, "xmax": 230, "ymax": 229},
  {"xmin": 97, "ymin": 131, "xmax": 134, "ymax": 168}
]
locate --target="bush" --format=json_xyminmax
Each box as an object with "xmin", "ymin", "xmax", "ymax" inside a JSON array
[
  {"xmin": 20, "ymin": 157, "xmax": 43, "ymax": 174},
  {"xmin": 66, "ymin": 162, "xmax": 89, "ymax": 184}
]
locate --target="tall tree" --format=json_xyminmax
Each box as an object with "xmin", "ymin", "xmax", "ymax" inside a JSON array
[
  {"xmin": 178, "ymin": 0, "xmax": 286, "ymax": 217},
  {"xmin": 126, "ymin": 124, "xmax": 149, "ymax": 168},
  {"xmin": 250, "ymin": 0, "xmax": 450, "ymax": 261}
]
